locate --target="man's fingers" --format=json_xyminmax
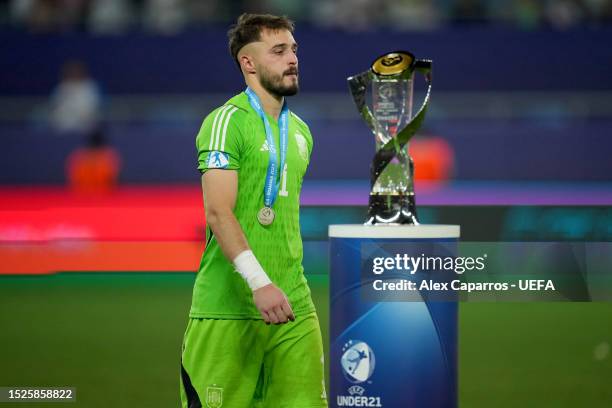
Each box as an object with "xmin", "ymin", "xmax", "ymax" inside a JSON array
[
  {"xmin": 274, "ymin": 305, "xmax": 289, "ymax": 324},
  {"xmin": 267, "ymin": 308, "xmax": 281, "ymax": 324},
  {"xmin": 253, "ymin": 285, "xmax": 294, "ymax": 324},
  {"xmin": 260, "ymin": 310, "xmax": 271, "ymax": 325},
  {"xmin": 280, "ymin": 301, "xmax": 295, "ymax": 322}
]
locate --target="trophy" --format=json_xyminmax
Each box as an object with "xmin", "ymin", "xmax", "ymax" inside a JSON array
[{"xmin": 348, "ymin": 51, "xmax": 432, "ymax": 225}]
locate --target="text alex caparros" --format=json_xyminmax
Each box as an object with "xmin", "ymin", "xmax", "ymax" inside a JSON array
[{"xmin": 370, "ymin": 253, "xmax": 557, "ymax": 293}]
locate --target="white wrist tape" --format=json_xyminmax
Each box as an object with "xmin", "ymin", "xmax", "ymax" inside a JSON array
[{"xmin": 233, "ymin": 250, "xmax": 272, "ymax": 291}]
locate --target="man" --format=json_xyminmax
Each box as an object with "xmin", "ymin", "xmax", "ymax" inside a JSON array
[
  {"xmin": 180, "ymin": 13, "xmax": 328, "ymax": 408},
  {"xmin": 49, "ymin": 60, "xmax": 101, "ymax": 135}
]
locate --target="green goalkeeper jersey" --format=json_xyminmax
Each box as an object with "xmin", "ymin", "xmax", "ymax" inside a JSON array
[{"xmin": 189, "ymin": 91, "xmax": 316, "ymax": 319}]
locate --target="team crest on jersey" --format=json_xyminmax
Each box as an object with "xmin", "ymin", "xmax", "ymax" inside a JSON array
[
  {"xmin": 295, "ymin": 133, "xmax": 309, "ymax": 161},
  {"xmin": 206, "ymin": 385, "xmax": 223, "ymax": 408},
  {"xmin": 207, "ymin": 151, "xmax": 229, "ymax": 169}
]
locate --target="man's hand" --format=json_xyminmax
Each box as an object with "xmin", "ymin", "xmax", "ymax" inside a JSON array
[{"xmin": 253, "ymin": 284, "xmax": 295, "ymax": 324}]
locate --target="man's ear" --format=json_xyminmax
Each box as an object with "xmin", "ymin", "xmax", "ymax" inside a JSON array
[{"xmin": 240, "ymin": 54, "xmax": 256, "ymax": 75}]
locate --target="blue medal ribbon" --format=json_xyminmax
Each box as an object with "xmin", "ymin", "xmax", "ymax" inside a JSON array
[{"xmin": 245, "ymin": 87, "xmax": 288, "ymax": 210}]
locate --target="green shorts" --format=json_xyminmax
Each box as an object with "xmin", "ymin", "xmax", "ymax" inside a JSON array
[{"xmin": 180, "ymin": 312, "xmax": 328, "ymax": 408}]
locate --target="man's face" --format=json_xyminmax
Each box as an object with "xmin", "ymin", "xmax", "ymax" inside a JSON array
[{"xmin": 250, "ymin": 28, "xmax": 299, "ymax": 97}]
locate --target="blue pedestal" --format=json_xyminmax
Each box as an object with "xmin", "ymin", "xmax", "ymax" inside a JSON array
[{"xmin": 329, "ymin": 225, "xmax": 460, "ymax": 408}]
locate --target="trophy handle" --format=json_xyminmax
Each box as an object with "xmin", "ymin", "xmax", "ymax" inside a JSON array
[
  {"xmin": 370, "ymin": 59, "xmax": 432, "ymax": 186},
  {"xmin": 347, "ymin": 71, "xmax": 378, "ymax": 135}
]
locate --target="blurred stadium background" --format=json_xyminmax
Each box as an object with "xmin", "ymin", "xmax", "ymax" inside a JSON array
[{"xmin": 1, "ymin": 0, "xmax": 611, "ymax": 407}]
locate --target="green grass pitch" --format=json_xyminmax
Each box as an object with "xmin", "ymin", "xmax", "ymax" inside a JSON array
[{"xmin": 0, "ymin": 273, "xmax": 610, "ymax": 407}]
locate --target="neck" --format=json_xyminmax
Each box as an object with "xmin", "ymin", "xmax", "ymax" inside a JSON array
[{"xmin": 246, "ymin": 80, "xmax": 283, "ymax": 120}]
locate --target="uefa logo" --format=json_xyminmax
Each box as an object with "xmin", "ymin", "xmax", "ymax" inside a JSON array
[
  {"xmin": 341, "ymin": 340, "xmax": 376, "ymax": 383},
  {"xmin": 207, "ymin": 151, "xmax": 229, "ymax": 169}
]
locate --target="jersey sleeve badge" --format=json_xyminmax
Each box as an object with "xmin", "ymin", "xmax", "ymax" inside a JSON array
[{"xmin": 207, "ymin": 151, "xmax": 230, "ymax": 169}]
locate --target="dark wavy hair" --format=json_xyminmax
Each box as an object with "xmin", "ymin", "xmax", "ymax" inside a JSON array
[{"xmin": 228, "ymin": 13, "xmax": 295, "ymax": 67}]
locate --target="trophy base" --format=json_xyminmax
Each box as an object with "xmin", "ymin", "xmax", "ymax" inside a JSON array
[{"xmin": 365, "ymin": 194, "xmax": 418, "ymax": 225}]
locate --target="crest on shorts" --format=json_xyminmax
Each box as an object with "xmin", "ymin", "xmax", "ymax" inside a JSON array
[{"xmin": 206, "ymin": 385, "xmax": 223, "ymax": 408}]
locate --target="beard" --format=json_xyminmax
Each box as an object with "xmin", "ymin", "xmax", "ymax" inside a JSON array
[{"xmin": 258, "ymin": 65, "xmax": 299, "ymax": 97}]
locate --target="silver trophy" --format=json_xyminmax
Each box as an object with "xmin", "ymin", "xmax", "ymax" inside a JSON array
[{"xmin": 348, "ymin": 51, "xmax": 432, "ymax": 225}]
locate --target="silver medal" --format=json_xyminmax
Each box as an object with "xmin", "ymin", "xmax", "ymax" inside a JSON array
[{"xmin": 257, "ymin": 206, "xmax": 275, "ymax": 226}]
